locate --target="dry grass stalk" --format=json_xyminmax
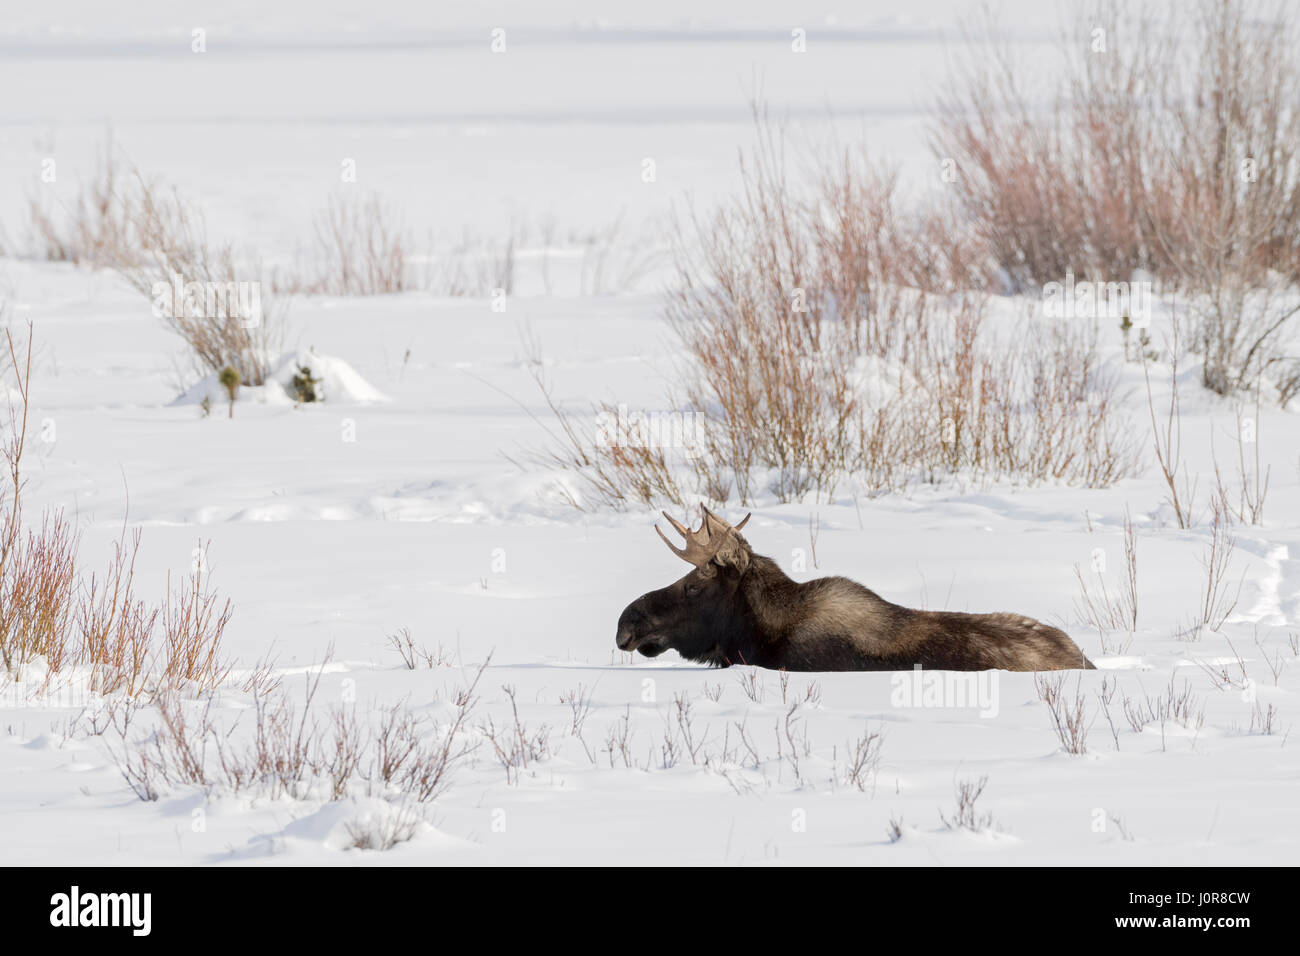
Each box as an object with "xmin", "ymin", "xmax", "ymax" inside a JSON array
[{"xmin": 158, "ymin": 549, "xmax": 234, "ymax": 694}]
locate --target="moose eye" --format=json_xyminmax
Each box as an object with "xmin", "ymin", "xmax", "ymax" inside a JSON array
[{"xmin": 685, "ymin": 582, "xmax": 703, "ymax": 597}]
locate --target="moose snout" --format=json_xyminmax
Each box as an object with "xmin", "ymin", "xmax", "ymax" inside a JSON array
[
  {"xmin": 615, "ymin": 625, "xmax": 637, "ymax": 651},
  {"xmin": 615, "ymin": 600, "xmax": 649, "ymax": 652},
  {"xmin": 615, "ymin": 608, "xmax": 641, "ymax": 651}
]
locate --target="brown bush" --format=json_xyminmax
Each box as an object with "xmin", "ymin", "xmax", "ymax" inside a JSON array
[
  {"xmin": 0, "ymin": 325, "xmax": 238, "ymax": 696},
  {"xmin": 26, "ymin": 145, "xmax": 282, "ymax": 386},
  {"xmin": 158, "ymin": 550, "xmax": 234, "ymax": 695},
  {"xmin": 931, "ymin": 2, "xmax": 1171, "ymax": 291},
  {"xmin": 933, "ymin": 0, "xmax": 1300, "ymax": 396},
  {"xmin": 0, "ymin": 512, "xmax": 79, "ymax": 681},
  {"xmin": 27, "ymin": 142, "xmax": 133, "ymax": 268},
  {"xmin": 298, "ymin": 193, "xmax": 412, "ymax": 296},
  {"xmin": 112, "ymin": 172, "xmax": 283, "ymax": 386},
  {"xmin": 0, "ymin": 325, "xmax": 79, "ymax": 681},
  {"xmin": 529, "ymin": 105, "xmax": 1139, "ymax": 510},
  {"xmin": 77, "ymin": 530, "xmax": 157, "ymax": 696}
]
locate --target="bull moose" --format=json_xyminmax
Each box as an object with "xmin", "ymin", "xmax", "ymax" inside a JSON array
[{"xmin": 615, "ymin": 508, "xmax": 1094, "ymax": 672}]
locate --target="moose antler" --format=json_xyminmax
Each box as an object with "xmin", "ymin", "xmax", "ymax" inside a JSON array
[{"xmin": 656, "ymin": 507, "xmax": 751, "ymax": 568}]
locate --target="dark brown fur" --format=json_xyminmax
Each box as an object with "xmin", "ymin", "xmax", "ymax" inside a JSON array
[{"xmin": 616, "ymin": 524, "xmax": 1094, "ymax": 672}]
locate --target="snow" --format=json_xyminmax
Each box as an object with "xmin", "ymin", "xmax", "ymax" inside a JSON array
[{"xmin": 0, "ymin": 0, "xmax": 1297, "ymax": 866}]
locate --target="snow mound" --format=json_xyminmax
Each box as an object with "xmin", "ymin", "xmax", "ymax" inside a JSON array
[
  {"xmin": 172, "ymin": 350, "xmax": 390, "ymax": 407},
  {"xmin": 280, "ymin": 798, "xmax": 437, "ymax": 852}
]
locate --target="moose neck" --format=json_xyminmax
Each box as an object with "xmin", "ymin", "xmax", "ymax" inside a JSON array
[{"xmin": 701, "ymin": 555, "xmax": 805, "ymax": 667}]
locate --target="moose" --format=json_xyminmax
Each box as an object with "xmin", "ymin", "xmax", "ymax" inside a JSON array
[{"xmin": 615, "ymin": 508, "xmax": 1094, "ymax": 672}]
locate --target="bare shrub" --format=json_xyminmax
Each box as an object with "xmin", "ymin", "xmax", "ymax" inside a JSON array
[
  {"xmin": 316, "ymin": 706, "xmax": 368, "ymax": 800},
  {"xmin": 387, "ymin": 627, "xmax": 452, "ymax": 670},
  {"xmin": 26, "ymin": 146, "xmax": 284, "ymax": 386},
  {"xmin": 940, "ymin": 775, "xmax": 996, "ymax": 832},
  {"xmin": 2, "ymin": 326, "xmax": 242, "ymax": 698},
  {"xmin": 1192, "ymin": 502, "xmax": 1243, "ymax": 636},
  {"xmin": 388, "ymin": 628, "xmax": 420, "ymax": 670},
  {"xmin": 933, "ymin": 0, "xmax": 1300, "ymax": 397},
  {"xmin": 1097, "ymin": 675, "xmax": 1121, "ymax": 749},
  {"xmin": 1122, "ymin": 677, "xmax": 1206, "ymax": 749},
  {"xmin": 432, "ymin": 229, "xmax": 517, "ymax": 297},
  {"xmin": 658, "ymin": 712, "xmax": 683, "ymax": 769},
  {"xmin": 1094, "ymin": 627, "xmax": 1133, "ymax": 658},
  {"xmin": 736, "ymin": 667, "xmax": 764, "ymax": 703},
  {"xmin": 119, "ymin": 668, "xmax": 331, "ymax": 801},
  {"xmin": 930, "ymin": 2, "xmax": 1171, "ymax": 291},
  {"xmin": 1249, "ymin": 701, "xmax": 1279, "ymax": 735},
  {"xmin": 1153, "ymin": 1, "xmax": 1300, "ymax": 396},
  {"xmin": 1255, "ymin": 633, "xmax": 1286, "ymax": 686},
  {"xmin": 239, "ymin": 654, "xmax": 283, "ymax": 698},
  {"xmin": 572, "ymin": 212, "xmax": 665, "ymax": 295},
  {"xmin": 0, "ymin": 326, "xmax": 79, "ymax": 682},
  {"xmin": 245, "ymin": 675, "xmax": 324, "ymax": 800},
  {"xmin": 116, "ymin": 656, "xmax": 487, "ymax": 804},
  {"xmin": 520, "ymin": 353, "xmax": 691, "ymax": 511},
  {"xmin": 481, "ymin": 683, "xmax": 553, "ymax": 784},
  {"xmin": 111, "ymin": 173, "xmax": 283, "ymax": 386},
  {"xmin": 383, "ymin": 657, "xmax": 486, "ymax": 802},
  {"xmin": 1073, "ymin": 510, "xmax": 1138, "ymax": 634},
  {"xmin": 663, "ymin": 122, "xmax": 917, "ymax": 504},
  {"xmin": 843, "ymin": 726, "xmax": 884, "ymax": 792},
  {"xmin": 1194, "ymin": 635, "xmax": 1250, "ymax": 691},
  {"xmin": 1212, "ymin": 395, "xmax": 1270, "ymax": 525},
  {"xmin": 1275, "ymin": 359, "xmax": 1300, "ymax": 407},
  {"xmin": 732, "ymin": 718, "xmax": 760, "ymax": 769},
  {"xmin": 158, "ymin": 550, "xmax": 234, "ymax": 694},
  {"xmin": 115, "ymin": 693, "xmax": 216, "ymax": 800},
  {"xmin": 1034, "ymin": 673, "xmax": 1091, "ymax": 754},
  {"xmin": 1145, "ymin": 336, "xmax": 1198, "ymax": 529},
  {"xmin": 529, "ymin": 110, "xmax": 1138, "ymax": 510},
  {"xmin": 291, "ymin": 209, "xmax": 667, "ymax": 299},
  {"xmin": 371, "ymin": 703, "xmax": 421, "ymax": 786},
  {"xmin": 301, "ymin": 193, "xmax": 412, "ymax": 296},
  {"xmin": 558, "ymin": 684, "xmax": 597, "ymax": 763},
  {"xmin": 2, "ymin": 392, "xmax": 246, "ymax": 780},
  {"xmin": 775, "ymin": 700, "xmax": 808, "ymax": 784},
  {"xmin": 0, "ymin": 512, "xmax": 79, "ymax": 682},
  {"xmin": 77, "ymin": 529, "xmax": 158, "ymax": 696},
  {"xmin": 342, "ymin": 801, "xmax": 422, "ymax": 851},
  {"xmin": 673, "ymin": 691, "xmax": 705, "ymax": 765},
  {"xmin": 26, "ymin": 142, "xmax": 132, "ymax": 267},
  {"xmin": 602, "ymin": 705, "xmax": 635, "ymax": 769}
]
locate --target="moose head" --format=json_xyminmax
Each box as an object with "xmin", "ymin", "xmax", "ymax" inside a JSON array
[{"xmin": 615, "ymin": 507, "xmax": 753, "ymax": 662}]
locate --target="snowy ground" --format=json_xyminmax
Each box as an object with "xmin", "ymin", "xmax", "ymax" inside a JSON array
[{"xmin": 1, "ymin": 1, "xmax": 1297, "ymax": 865}]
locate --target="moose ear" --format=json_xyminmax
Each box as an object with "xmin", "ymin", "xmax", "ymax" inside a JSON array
[
  {"xmin": 711, "ymin": 536, "xmax": 751, "ymax": 574},
  {"xmin": 696, "ymin": 506, "xmax": 752, "ymax": 573}
]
